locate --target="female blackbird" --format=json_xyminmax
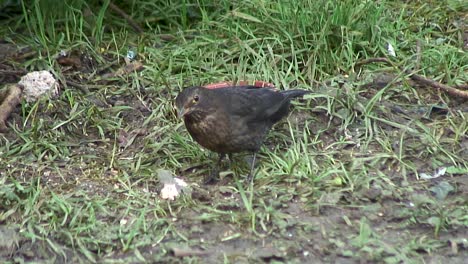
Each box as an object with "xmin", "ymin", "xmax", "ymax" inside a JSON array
[{"xmin": 175, "ymin": 85, "xmax": 309, "ymax": 183}]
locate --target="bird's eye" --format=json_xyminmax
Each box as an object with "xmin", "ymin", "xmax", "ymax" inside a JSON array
[{"xmin": 192, "ymin": 95, "xmax": 199, "ymax": 104}]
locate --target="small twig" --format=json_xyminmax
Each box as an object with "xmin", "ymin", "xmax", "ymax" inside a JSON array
[
  {"xmin": 108, "ymin": 1, "xmax": 143, "ymax": 34},
  {"xmin": 88, "ymin": 60, "xmax": 120, "ymax": 80},
  {"xmin": 101, "ymin": 61, "xmax": 143, "ymax": 79},
  {"xmin": 354, "ymin": 58, "xmax": 394, "ymax": 68},
  {"xmin": 408, "ymin": 73, "xmax": 468, "ymax": 98},
  {"xmin": 0, "ymin": 69, "xmax": 28, "ymax": 76},
  {"xmin": 13, "ymin": 50, "xmax": 36, "ymax": 61},
  {"xmin": 355, "ymin": 57, "xmax": 468, "ymax": 99},
  {"xmin": 65, "ymin": 80, "xmax": 90, "ymax": 94}
]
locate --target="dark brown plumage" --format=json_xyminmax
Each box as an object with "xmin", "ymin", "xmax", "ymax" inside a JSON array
[{"xmin": 175, "ymin": 85, "xmax": 310, "ymax": 183}]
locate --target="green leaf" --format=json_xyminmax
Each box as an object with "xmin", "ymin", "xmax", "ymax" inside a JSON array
[
  {"xmin": 446, "ymin": 166, "xmax": 468, "ymax": 174},
  {"xmin": 231, "ymin": 11, "xmax": 262, "ymax": 23}
]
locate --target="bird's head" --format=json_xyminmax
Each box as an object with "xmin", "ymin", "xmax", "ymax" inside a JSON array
[{"xmin": 175, "ymin": 86, "xmax": 209, "ymax": 119}]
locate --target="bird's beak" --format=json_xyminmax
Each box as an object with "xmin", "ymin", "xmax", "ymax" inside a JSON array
[{"xmin": 177, "ymin": 107, "xmax": 190, "ymax": 118}]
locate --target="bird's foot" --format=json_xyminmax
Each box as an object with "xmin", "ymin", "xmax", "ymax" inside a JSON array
[
  {"xmin": 245, "ymin": 152, "xmax": 257, "ymax": 184},
  {"xmin": 246, "ymin": 171, "xmax": 255, "ymax": 184},
  {"xmin": 203, "ymin": 169, "xmax": 219, "ymax": 185}
]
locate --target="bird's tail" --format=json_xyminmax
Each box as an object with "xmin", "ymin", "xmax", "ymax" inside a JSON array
[
  {"xmin": 264, "ymin": 89, "xmax": 310, "ymax": 122},
  {"xmin": 281, "ymin": 89, "xmax": 311, "ymax": 99}
]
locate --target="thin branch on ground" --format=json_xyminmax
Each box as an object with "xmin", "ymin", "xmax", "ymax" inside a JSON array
[
  {"xmin": 355, "ymin": 57, "xmax": 468, "ymax": 99},
  {"xmin": 108, "ymin": 1, "xmax": 144, "ymax": 34}
]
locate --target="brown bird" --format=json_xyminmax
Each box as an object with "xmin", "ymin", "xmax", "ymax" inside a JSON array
[{"xmin": 175, "ymin": 85, "xmax": 310, "ymax": 183}]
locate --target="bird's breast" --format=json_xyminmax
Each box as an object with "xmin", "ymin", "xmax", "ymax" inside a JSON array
[
  {"xmin": 184, "ymin": 113, "xmax": 231, "ymax": 152},
  {"xmin": 184, "ymin": 112, "xmax": 269, "ymax": 153}
]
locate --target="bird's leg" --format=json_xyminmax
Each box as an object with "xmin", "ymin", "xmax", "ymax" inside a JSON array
[
  {"xmin": 246, "ymin": 152, "xmax": 257, "ymax": 183},
  {"xmin": 204, "ymin": 153, "xmax": 225, "ymax": 184},
  {"xmin": 227, "ymin": 154, "xmax": 234, "ymax": 167}
]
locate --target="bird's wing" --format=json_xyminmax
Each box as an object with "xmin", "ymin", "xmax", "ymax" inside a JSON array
[{"xmin": 216, "ymin": 86, "xmax": 286, "ymax": 121}]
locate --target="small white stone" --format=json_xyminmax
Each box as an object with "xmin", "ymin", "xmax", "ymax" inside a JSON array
[
  {"xmin": 19, "ymin": 71, "xmax": 59, "ymax": 102},
  {"xmin": 160, "ymin": 183, "xmax": 179, "ymax": 200},
  {"xmin": 387, "ymin": 43, "xmax": 396, "ymax": 57}
]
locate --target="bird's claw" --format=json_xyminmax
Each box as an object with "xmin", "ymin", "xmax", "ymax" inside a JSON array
[
  {"xmin": 246, "ymin": 172, "xmax": 255, "ymax": 184},
  {"xmin": 203, "ymin": 170, "xmax": 219, "ymax": 184}
]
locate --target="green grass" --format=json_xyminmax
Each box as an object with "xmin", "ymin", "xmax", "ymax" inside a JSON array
[{"xmin": 1, "ymin": 0, "xmax": 467, "ymax": 263}]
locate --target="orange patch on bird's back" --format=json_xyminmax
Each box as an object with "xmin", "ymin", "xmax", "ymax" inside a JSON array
[{"xmin": 203, "ymin": 80, "xmax": 275, "ymax": 89}]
